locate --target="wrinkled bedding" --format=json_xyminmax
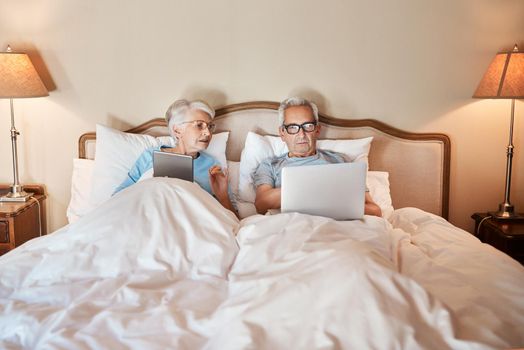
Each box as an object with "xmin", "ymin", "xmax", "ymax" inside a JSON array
[{"xmin": 0, "ymin": 178, "xmax": 523, "ymax": 349}]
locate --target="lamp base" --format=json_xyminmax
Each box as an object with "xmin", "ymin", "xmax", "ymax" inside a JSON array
[
  {"xmin": 0, "ymin": 188, "xmax": 33, "ymax": 202},
  {"xmin": 489, "ymin": 203, "xmax": 524, "ymax": 220}
]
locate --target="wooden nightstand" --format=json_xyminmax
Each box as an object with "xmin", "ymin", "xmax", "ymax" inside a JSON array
[
  {"xmin": 471, "ymin": 213, "xmax": 524, "ymax": 265},
  {"xmin": 0, "ymin": 184, "xmax": 47, "ymax": 256}
]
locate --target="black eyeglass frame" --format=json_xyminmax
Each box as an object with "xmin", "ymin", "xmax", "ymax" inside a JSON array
[{"xmin": 281, "ymin": 121, "xmax": 318, "ymax": 135}]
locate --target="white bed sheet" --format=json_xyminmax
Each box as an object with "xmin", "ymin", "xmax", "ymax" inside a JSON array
[
  {"xmin": 0, "ymin": 178, "xmax": 239, "ymax": 349},
  {"xmin": 389, "ymin": 208, "xmax": 524, "ymax": 347},
  {"xmin": 1, "ymin": 179, "xmax": 523, "ymax": 349}
]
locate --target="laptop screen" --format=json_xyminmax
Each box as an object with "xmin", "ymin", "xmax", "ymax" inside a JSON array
[{"xmin": 281, "ymin": 162, "xmax": 366, "ymax": 220}]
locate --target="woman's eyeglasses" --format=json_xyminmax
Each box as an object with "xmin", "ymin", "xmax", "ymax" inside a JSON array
[
  {"xmin": 180, "ymin": 120, "xmax": 216, "ymax": 133},
  {"xmin": 281, "ymin": 121, "xmax": 317, "ymax": 135}
]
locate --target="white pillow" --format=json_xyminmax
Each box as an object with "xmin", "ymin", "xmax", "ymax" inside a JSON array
[
  {"xmin": 67, "ymin": 158, "xmax": 96, "ymax": 223},
  {"xmin": 227, "ymin": 160, "xmax": 258, "ymax": 219},
  {"xmin": 227, "ymin": 160, "xmax": 240, "ymax": 199},
  {"xmin": 367, "ymin": 171, "xmax": 394, "ymax": 219},
  {"xmin": 238, "ymin": 131, "xmax": 373, "ymax": 203},
  {"xmin": 90, "ymin": 124, "xmax": 229, "ymax": 207}
]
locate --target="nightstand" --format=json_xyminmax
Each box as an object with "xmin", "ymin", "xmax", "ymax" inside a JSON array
[
  {"xmin": 0, "ymin": 184, "xmax": 47, "ymax": 256},
  {"xmin": 471, "ymin": 213, "xmax": 524, "ymax": 265}
]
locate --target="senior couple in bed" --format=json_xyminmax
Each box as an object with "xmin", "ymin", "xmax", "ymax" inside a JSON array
[{"xmin": 113, "ymin": 97, "xmax": 382, "ymax": 218}]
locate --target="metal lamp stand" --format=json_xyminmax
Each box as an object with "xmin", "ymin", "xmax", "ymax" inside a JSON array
[
  {"xmin": 491, "ymin": 99, "xmax": 523, "ymax": 219},
  {"xmin": 0, "ymin": 98, "xmax": 32, "ymax": 202}
]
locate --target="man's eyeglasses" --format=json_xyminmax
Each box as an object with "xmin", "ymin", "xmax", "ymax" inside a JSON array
[
  {"xmin": 180, "ymin": 120, "xmax": 216, "ymax": 133},
  {"xmin": 281, "ymin": 121, "xmax": 317, "ymax": 135}
]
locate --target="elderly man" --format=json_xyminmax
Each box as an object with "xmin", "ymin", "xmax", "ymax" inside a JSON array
[
  {"xmin": 253, "ymin": 97, "xmax": 382, "ymax": 217},
  {"xmin": 114, "ymin": 99, "xmax": 236, "ymax": 215}
]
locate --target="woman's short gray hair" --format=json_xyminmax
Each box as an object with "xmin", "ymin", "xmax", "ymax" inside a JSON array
[
  {"xmin": 165, "ymin": 99, "xmax": 215, "ymax": 138},
  {"xmin": 278, "ymin": 97, "xmax": 319, "ymax": 125}
]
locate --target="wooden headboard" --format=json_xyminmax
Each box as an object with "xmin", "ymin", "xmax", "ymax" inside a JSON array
[{"xmin": 79, "ymin": 101, "xmax": 450, "ymax": 218}]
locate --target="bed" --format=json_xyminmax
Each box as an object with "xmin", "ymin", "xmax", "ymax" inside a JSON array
[{"xmin": 1, "ymin": 101, "xmax": 523, "ymax": 349}]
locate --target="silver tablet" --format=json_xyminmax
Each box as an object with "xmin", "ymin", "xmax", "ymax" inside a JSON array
[{"xmin": 153, "ymin": 151, "xmax": 193, "ymax": 182}]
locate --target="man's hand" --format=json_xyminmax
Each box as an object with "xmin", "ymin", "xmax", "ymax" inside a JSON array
[{"xmin": 254, "ymin": 184, "xmax": 282, "ymax": 214}]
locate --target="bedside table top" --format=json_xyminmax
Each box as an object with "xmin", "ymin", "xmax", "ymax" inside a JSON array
[
  {"xmin": 472, "ymin": 212, "xmax": 524, "ymax": 239},
  {"xmin": 0, "ymin": 184, "xmax": 47, "ymax": 217}
]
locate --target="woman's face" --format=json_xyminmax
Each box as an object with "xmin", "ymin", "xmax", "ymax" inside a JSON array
[{"xmin": 173, "ymin": 109, "xmax": 214, "ymax": 155}]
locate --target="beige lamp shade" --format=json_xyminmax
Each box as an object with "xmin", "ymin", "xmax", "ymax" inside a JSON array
[
  {"xmin": 473, "ymin": 44, "xmax": 524, "ymax": 99},
  {"xmin": 0, "ymin": 48, "xmax": 48, "ymax": 99}
]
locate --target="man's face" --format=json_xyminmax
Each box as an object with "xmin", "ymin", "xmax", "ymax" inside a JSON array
[{"xmin": 279, "ymin": 105, "xmax": 320, "ymax": 157}]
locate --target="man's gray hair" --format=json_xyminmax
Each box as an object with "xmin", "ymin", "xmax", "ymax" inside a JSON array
[
  {"xmin": 278, "ymin": 97, "xmax": 319, "ymax": 125},
  {"xmin": 165, "ymin": 99, "xmax": 215, "ymax": 139}
]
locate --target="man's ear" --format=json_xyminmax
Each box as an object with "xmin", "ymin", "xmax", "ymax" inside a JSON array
[
  {"xmin": 315, "ymin": 123, "xmax": 321, "ymax": 135},
  {"xmin": 279, "ymin": 126, "xmax": 286, "ymax": 140}
]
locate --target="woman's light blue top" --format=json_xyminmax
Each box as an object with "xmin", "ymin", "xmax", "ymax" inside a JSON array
[{"xmin": 113, "ymin": 146, "xmax": 220, "ymax": 195}]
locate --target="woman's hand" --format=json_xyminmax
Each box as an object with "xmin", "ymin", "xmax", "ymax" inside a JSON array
[
  {"xmin": 208, "ymin": 165, "xmax": 229, "ymax": 201},
  {"xmin": 208, "ymin": 165, "xmax": 239, "ymax": 218}
]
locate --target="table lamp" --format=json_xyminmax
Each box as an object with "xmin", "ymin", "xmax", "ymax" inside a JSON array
[
  {"xmin": 473, "ymin": 44, "xmax": 524, "ymax": 219},
  {"xmin": 0, "ymin": 45, "xmax": 48, "ymax": 202}
]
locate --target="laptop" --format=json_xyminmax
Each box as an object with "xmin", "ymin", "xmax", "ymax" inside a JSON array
[
  {"xmin": 153, "ymin": 151, "xmax": 193, "ymax": 182},
  {"xmin": 281, "ymin": 162, "xmax": 366, "ymax": 220}
]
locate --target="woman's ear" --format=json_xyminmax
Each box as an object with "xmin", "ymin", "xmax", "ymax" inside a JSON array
[{"xmin": 172, "ymin": 124, "xmax": 182, "ymax": 138}]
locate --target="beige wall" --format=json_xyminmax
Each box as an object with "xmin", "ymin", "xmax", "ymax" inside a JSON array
[{"xmin": 1, "ymin": 0, "xmax": 523, "ymax": 232}]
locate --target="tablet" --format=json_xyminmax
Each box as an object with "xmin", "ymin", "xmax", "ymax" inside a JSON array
[{"xmin": 153, "ymin": 151, "xmax": 193, "ymax": 182}]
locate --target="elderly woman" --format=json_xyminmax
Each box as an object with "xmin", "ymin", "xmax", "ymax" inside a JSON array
[{"xmin": 113, "ymin": 99, "xmax": 236, "ymax": 214}]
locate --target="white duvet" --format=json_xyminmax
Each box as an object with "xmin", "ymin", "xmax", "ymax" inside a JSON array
[{"xmin": 0, "ymin": 178, "xmax": 523, "ymax": 349}]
